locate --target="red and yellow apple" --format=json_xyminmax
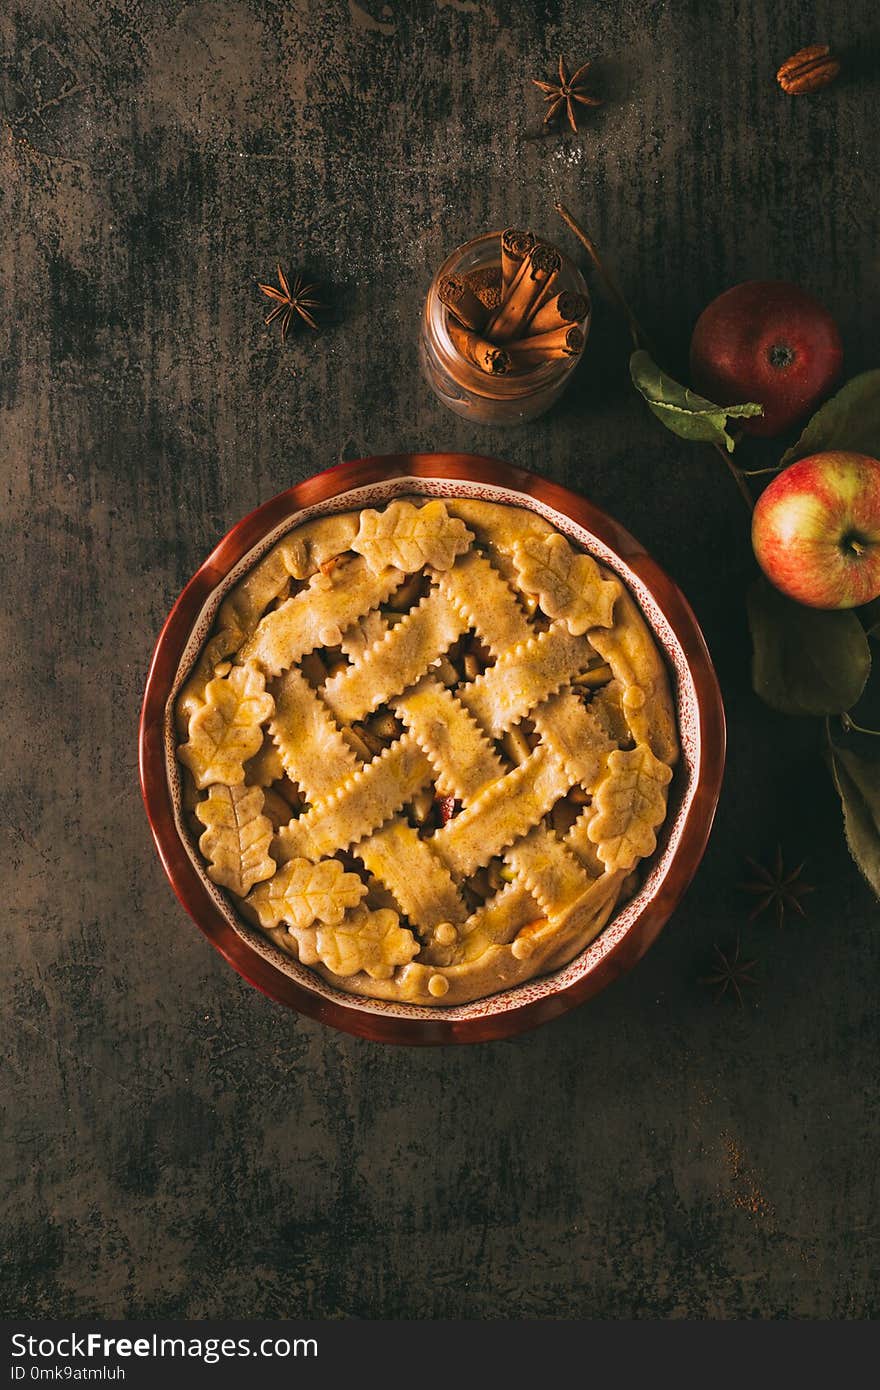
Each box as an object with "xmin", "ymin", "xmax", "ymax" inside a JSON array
[
  {"xmin": 752, "ymin": 452, "xmax": 880, "ymax": 608},
  {"xmin": 690, "ymin": 281, "xmax": 843, "ymax": 437}
]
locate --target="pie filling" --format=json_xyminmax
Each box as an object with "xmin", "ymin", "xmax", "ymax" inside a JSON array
[{"xmin": 174, "ymin": 497, "xmax": 679, "ymax": 1006}]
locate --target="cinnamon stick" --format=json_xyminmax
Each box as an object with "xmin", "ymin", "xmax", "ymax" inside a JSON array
[
  {"xmin": 500, "ymin": 227, "xmax": 536, "ymax": 297},
  {"xmin": 465, "ymin": 264, "xmax": 503, "ymax": 311},
  {"xmin": 554, "ymin": 200, "xmax": 645, "ymax": 353},
  {"xmin": 525, "ymin": 289, "xmax": 589, "ymax": 336},
  {"xmin": 447, "ymin": 319, "xmax": 513, "ymax": 375},
  {"xmin": 508, "ymin": 325, "xmax": 584, "ymax": 367},
  {"xmin": 485, "ymin": 244, "xmax": 562, "ymax": 343},
  {"xmin": 438, "ymin": 274, "xmax": 489, "ymax": 332}
]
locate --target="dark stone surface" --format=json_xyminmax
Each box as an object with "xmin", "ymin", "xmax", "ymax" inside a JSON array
[{"xmin": 2, "ymin": 0, "xmax": 878, "ymax": 1319}]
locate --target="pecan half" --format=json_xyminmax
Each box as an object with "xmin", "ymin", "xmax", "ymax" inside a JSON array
[{"xmin": 776, "ymin": 44, "xmax": 840, "ymax": 95}]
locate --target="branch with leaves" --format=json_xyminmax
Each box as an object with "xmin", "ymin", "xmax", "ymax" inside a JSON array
[{"xmin": 555, "ymin": 202, "xmax": 880, "ymax": 900}]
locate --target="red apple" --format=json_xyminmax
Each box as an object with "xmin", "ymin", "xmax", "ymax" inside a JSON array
[
  {"xmin": 690, "ymin": 281, "xmax": 843, "ymax": 437},
  {"xmin": 752, "ymin": 452, "xmax": 880, "ymax": 609}
]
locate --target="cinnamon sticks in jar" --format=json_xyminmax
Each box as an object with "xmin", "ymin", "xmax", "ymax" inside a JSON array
[
  {"xmin": 438, "ymin": 227, "xmax": 589, "ymax": 378},
  {"xmin": 486, "ymin": 243, "xmax": 562, "ymax": 342}
]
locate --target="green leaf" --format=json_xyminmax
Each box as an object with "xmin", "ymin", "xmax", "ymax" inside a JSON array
[
  {"xmin": 781, "ymin": 368, "xmax": 880, "ymax": 466},
  {"xmin": 747, "ymin": 577, "xmax": 871, "ymax": 716},
  {"xmin": 629, "ymin": 349, "xmax": 763, "ymax": 453},
  {"xmin": 827, "ymin": 743, "xmax": 880, "ymax": 899}
]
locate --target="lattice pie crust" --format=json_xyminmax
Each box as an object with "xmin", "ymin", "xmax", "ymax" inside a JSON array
[{"xmin": 175, "ymin": 498, "xmax": 678, "ymax": 1005}]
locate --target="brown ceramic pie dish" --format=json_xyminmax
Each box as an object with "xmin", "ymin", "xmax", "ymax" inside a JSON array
[{"xmin": 139, "ymin": 453, "xmax": 725, "ymax": 1044}]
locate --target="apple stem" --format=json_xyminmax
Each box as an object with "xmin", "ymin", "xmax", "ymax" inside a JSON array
[
  {"xmin": 554, "ymin": 201, "xmax": 650, "ymax": 355},
  {"xmin": 712, "ymin": 441, "xmax": 754, "ymax": 511},
  {"xmin": 848, "ymin": 538, "xmax": 866, "ymax": 557},
  {"xmin": 740, "ymin": 465, "xmax": 783, "ymax": 478},
  {"xmin": 841, "ymin": 711, "xmax": 880, "ymax": 738}
]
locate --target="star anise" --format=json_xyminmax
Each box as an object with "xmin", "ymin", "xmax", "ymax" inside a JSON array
[
  {"xmin": 532, "ymin": 56, "xmax": 603, "ymax": 134},
  {"xmin": 257, "ymin": 264, "xmax": 324, "ymax": 341},
  {"xmin": 741, "ymin": 847, "xmax": 814, "ymax": 929},
  {"xmin": 701, "ymin": 938, "xmax": 758, "ymax": 1007}
]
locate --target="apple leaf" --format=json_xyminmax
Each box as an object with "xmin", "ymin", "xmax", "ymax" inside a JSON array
[
  {"xmin": 747, "ymin": 577, "xmax": 871, "ymax": 716},
  {"xmin": 630, "ymin": 350, "xmax": 763, "ymax": 453},
  {"xmin": 827, "ymin": 742, "xmax": 880, "ymax": 900},
  {"xmin": 781, "ymin": 368, "xmax": 880, "ymax": 466}
]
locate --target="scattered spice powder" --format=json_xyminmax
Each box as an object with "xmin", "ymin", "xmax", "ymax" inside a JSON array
[{"xmin": 722, "ymin": 1132, "xmax": 773, "ymax": 1219}]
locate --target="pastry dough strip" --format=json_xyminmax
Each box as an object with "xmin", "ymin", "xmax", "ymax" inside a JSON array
[
  {"xmin": 565, "ymin": 809, "xmax": 607, "ymax": 877},
  {"xmin": 504, "ymin": 826, "xmax": 593, "ymax": 919},
  {"xmin": 243, "ymin": 559, "xmax": 403, "ymax": 677},
  {"xmin": 587, "ymin": 590, "xmax": 678, "ymax": 765},
  {"xmin": 434, "ymin": 549, "xmax": 531, "ymax": 655},
  {"xmin": 276, "ymin": 734, "xmax": 432, "ymax": 861},
  {"xmin": 394, "ymin": 677, "xmax": 504, "ymax": 802},
  {"xmin": 532, "ymin": 690, "xmax": 615, "ymax": 793},
  {"xmin": 458, "ymin": 623, "xmax": 595, "ymax": 737},
  {"xmin": 270, "ymin": 667, "xmax": 359, "ymax": 803},
  {"xmin": 432, "ymin": 747, "xmax": 570, "ymax": 879},
  {"xmin": 219, "ymin": 515, "xmax": 361, "ymax": 636},
  {"xmin": 457, "ymin": 882, "xmax": 537, "ymax": 959},
  {"xmin": 340, "ymin": 607, "xmax": 389, "ymax": 660},
  {"xmin": 445, "ymin": 498, "xmax": 555, "ymax": 556},
  {"xmin": 322, "ymin": 589, "xmax": 467, "ymax": 725},
  {"xmin": 356, "ymin": 821, "xmax": 468, "ymax": 932}
]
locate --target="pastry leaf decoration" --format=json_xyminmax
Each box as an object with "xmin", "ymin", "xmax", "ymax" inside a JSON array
[
  {"xmin": 195, "ymin": 783, "xmax": 275, "ymax": 897},
  {"xmin": 827, "ymin": 743, "xmax": 880, "ymax": 900},
  {"xmin": 246, "ymin": 856, "xmax": 367, "ymax": 931},
  {"xmin": 781, "ymin": 369, "xmax": 880, "ymax": 466},
  {"xmin": 587, "ymin": 742, "xmax": 673, "ymax": 871},
  {"xmin": 630, "ymin": 349, "xmax": 763, "ymax": 453},
  {"xmin": 747, "ymin": 578, "xmax": 871, "ymax": 717},
  {"xmin": 512, "ymin": 532, "xmax": 619, "ymax": 634},
  {"xmin": 352, "ymin": 499, "xmax": 472, "ymax": 575},
  {"xmin": 179, "ymin": 663, "xmax": 274, "ymax": 789},
  {"xmin": 294, "ymin": 907, "xmax": 418, "ymax": 980}
]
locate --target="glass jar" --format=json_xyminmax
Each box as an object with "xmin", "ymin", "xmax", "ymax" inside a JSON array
[{"xmin": 420, "ymin": 230, "xmax": 591, "ymax": 426}]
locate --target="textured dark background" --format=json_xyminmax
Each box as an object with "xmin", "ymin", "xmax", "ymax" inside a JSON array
[{"xmin": 2, "ymin": 0, "xmax": 878, "ymax": 1320}]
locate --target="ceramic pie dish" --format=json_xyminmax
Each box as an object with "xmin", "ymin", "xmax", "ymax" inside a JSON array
[{"xmin": 139, "ymin": 454, "xmax": 725, "ymax": 1044}]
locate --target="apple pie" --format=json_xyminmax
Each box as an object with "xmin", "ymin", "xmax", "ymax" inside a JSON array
[{"xmin": 175, "ymin": 497, "xmax": 678, "ymax": 1005}]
